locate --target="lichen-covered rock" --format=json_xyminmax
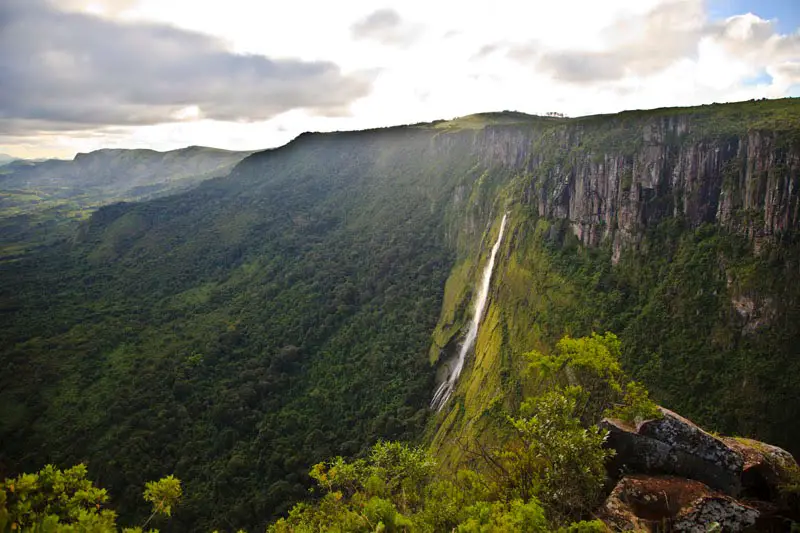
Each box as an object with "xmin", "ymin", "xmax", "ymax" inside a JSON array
[
  {"xmin": 723, "ymin": 437, "xmax": 799, "ymax": 506},
  {"xmin": 599, "ymin": 474, "xmax": 759, "ymax": 532},
  {"xmin": 599, "ymin": 475, "xmax": 656, "ymax": 531},
  {"xmin": 599, "ymin": 409, "xmax": 800, "ymax": 529},
  {"xmin": 601, "ymin": 411, "xmax": 744, "ymax": 495},
  {"xmin": 672, "ymin": 496, "xmax": 759, "ymax": 532},
  {"xmin": 638, "ymin": 407, "xmax": 744, "ymax": 495}
]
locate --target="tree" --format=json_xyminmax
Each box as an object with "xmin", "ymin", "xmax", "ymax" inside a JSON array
[
  {"xmin": 0, "ymin": 464, "xmax": 117, "ymax": 532},
  {"xmin": 0, "ymin": 464, "xmax": 180, "ymax": 532},
  {"xmin": 142, "ymin": 475, "xmax": 182, "ymax": 528},
  {"xmin": 500, "ymin": 387, "xmax": 613, "ymax": 522},
  {"xmin": 525, "ymin": 332, "xmax": 659, "ymax": 425},
  {"xmin": 268, "ymin": 335, "xmax": 657, "ymax": 530}
]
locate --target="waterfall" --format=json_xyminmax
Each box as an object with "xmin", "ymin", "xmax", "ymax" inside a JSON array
[{"xmin": 431, "ymin": 213, "xmax": 508, "ymax": 411}]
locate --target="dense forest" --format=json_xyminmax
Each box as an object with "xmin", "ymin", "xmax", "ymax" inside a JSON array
[
  {"xmin": 2, "ymin": 334, "xmax": 670, "ymax": 531},
  {"xmin": 2, "ymin": 98, "xmax": 800, "ymax": 531}
]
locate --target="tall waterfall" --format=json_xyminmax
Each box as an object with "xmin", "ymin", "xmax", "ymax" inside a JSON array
[{"xmin": 431, "ymin": 213, "xmax": 508, "ymax": 411}]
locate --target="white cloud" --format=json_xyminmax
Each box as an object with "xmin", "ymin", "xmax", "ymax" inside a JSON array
[{"xmin": 2, "ymin": 0, "xmax": 798, "ymax": 159}]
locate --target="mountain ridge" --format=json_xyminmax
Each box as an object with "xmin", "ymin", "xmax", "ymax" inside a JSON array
[{"xmin": 0, "ymin": 144, "xmax": 256, "ymax": 260}]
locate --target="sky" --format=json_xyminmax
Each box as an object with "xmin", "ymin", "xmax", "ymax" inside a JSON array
[{"xmin": 1, "ymin": 0, "xmax": 798, "ymax": 159}]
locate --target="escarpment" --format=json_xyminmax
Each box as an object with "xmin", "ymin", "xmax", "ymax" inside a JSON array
[
  {"xmin": 429, "ymin": 99, "xmax": 800, "ymax": 465},
  {"xmin": 3, "ymin": 98, "xmax": 800, "ymax": 531},
  {"xmin": 464, "ymin": 107, "xmax": 800, "ymax": 258}
]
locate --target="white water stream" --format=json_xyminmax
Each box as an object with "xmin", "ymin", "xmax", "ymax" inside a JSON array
[{"xmin": 431, "ymin": 213, "xmax": 508, "ymax": 411}]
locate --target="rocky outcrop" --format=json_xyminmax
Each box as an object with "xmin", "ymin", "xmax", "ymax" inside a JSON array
[
  {"xmin": 639, "ymin": 408, "xmax": 744, "ymax": 494},
  {"xmin": 601, "ymin": 407, "xmax": 743, "ymax": 495},
  {"xmin": 600, "ymin": 407, "xmax": 800, "ymax": 531},
  {"xmin": 600, "ymin": 475, "xmax": 759, "ymax": 532},
  {"xmin": 724, "ymin": 437, "xmax": 799, "ymax": 505}
]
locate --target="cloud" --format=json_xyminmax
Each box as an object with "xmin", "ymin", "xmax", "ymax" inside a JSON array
[
  {"xmin": 511, "ymin": 0, "xmax": 705, "ymax": 84},
  {"xmin": 770, "ymin": 62, "xmax": 800, "ymax": 86},
  {"xmin": 55, "ymin": 0, "xmax": 138, "ymax": 16},
  {"xmin": 350, "ymin": 8, "xmax": 422, "ymax": 47},
  {"xmin": 708, "ymin": 14, "xmax": 800, "ymax": 64},
  {"xmin": 498, "ymin": 0, "xmax": 799, "ymax": 89},
  {"xmin": 472, "ymin": 43, "xmax": 506, "ymax": 61},
  {"xmin": 0, "ymin": 0, "xmax": 374, "ymax": 136}
]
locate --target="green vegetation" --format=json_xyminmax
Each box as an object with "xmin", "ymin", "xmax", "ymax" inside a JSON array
[
  {"xmin": 270, "ymin": 333, "xmax": 654, "ymax": 531},
  {"xmin": 2, "ymin": 98, "xmax": 800, "ymax": 531},
  {"xmin": 0, "ymin": 128, "xmax": 491, "ymax": 531},
  {"xmin": 268, "ymin": 439, "xmax": 605, "ymax": 533},
  {"xmin": 433, "ymin": 209, "xmax": 800, "ymax": 468},
  {"xmin": 143, "ymin": 476, "xmax": 183, "ymax": 527},
  {"xmin": 0, "ymin": 464, "xmax": 180, "ymax": 532},
  {"xmin": 0, "ymin": 146, "xmax": 253, "ymax": 261},
  {"xmin": 525, "ymin": 333, "xmax": 661, "ymax": 426},
  {"xmin": 1, "ymin": 333, "xmax": 633, "ymax": 532},
  {"xmin": 609, "ymin": 222, "xmax": 800, "ymax": 450}
]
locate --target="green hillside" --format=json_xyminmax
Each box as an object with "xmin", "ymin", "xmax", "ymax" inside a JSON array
[
  {"xmin": 1, "ymin": 98, "xmax": 800, "ymax": 531},
  {"xmin": 0, "ymin": 146, "xmax": 253, "ymax": 261}
]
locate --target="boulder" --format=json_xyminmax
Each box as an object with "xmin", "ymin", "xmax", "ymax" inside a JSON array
[
  {"xmin": 598, "ymin": 406, "xmax": 800, "ymax": 529},
  {"xmin": 601, "ymin": 418, "xmax": 675, "ymax": 475},
  {"xmin": 722, "ymin": 436, "xmax": 800, "ymax": 521},
  {"xmin": 638, "ymin": 408, "xmax": 744, "ymax": 495},
  {"xmin": 672, "ymin": 495, "xmax": 759, "ymax": 532},
  {"xmin": 601, "ymin": 409, "xmax": 743, "ymax": 495},
  {"xmin": 600, "ymin": 475, "xmax": 759, "ymax": 532}
]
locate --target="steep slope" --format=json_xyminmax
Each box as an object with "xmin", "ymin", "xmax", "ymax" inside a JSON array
[
  {"xmin": 429, "ymin": 98, "xmax": 800, "ymax": 469},
  {"xmin": 1, "ymin": 99, "xmax": 799, "ymax": 531},
  {"xmin": 0, "ymin": 125, "xmax": 507, "ymax": 531}
]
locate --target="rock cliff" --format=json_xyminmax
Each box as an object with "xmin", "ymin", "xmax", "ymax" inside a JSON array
[
  {"xmin": 462, "ymin": 102, "xmax": 800, "ymax": 259},
  {"xmin": 429, "ymin": 98, "xmax": 800, "ymax": 466}
]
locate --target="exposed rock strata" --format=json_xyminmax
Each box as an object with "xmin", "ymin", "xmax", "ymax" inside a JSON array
[{"xmin": 463, "ymin": 115, "xmax": 800, "ymax": 261}]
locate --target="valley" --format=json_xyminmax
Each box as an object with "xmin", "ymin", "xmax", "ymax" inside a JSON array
[{"xmin": 1, "ymin": 98, "xmax": 800, "ymax": 531}]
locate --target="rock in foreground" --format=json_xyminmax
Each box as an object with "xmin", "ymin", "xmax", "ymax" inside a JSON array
[{"xmin": 599, "ymin": 407, "xmax": 799, "ymax": 531}]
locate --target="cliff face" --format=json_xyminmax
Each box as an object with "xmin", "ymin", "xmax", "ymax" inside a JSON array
[
  {"xmin": 529, "ymin": 124, "xmax": 799, "ymax": 261},
  {"xmin": 428, "ymin": 99, "xmax": 800, "ymax": 464},
  {"xmin": 459, "ymin": 106, "xmax": 800, "ymax": 253}
]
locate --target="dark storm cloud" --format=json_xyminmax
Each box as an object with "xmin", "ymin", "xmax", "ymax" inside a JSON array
[
  {"xmin": 350, "ymin": 8, "xmax": 422, "ymax": 47},
  {"xmin": 0, "ymin": 0, "xmax": 374, "ymax": 135}
]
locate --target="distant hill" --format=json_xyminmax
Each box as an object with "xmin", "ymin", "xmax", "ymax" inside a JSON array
[
  {"xmin": 0, "ymin": 153, "xmax": 19, "ymax": 165},
  {"xmin": 0, "ymin": 145, "xmax": 256, "ymax": 258},
  {"xmin": 0, "ymin": 145, "xmax": 256, "ymax": 212}
]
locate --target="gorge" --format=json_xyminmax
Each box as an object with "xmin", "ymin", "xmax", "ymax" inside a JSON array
[{"xmin": 1, "ymin": 97, "xmax": 799, "ymax": 531}]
